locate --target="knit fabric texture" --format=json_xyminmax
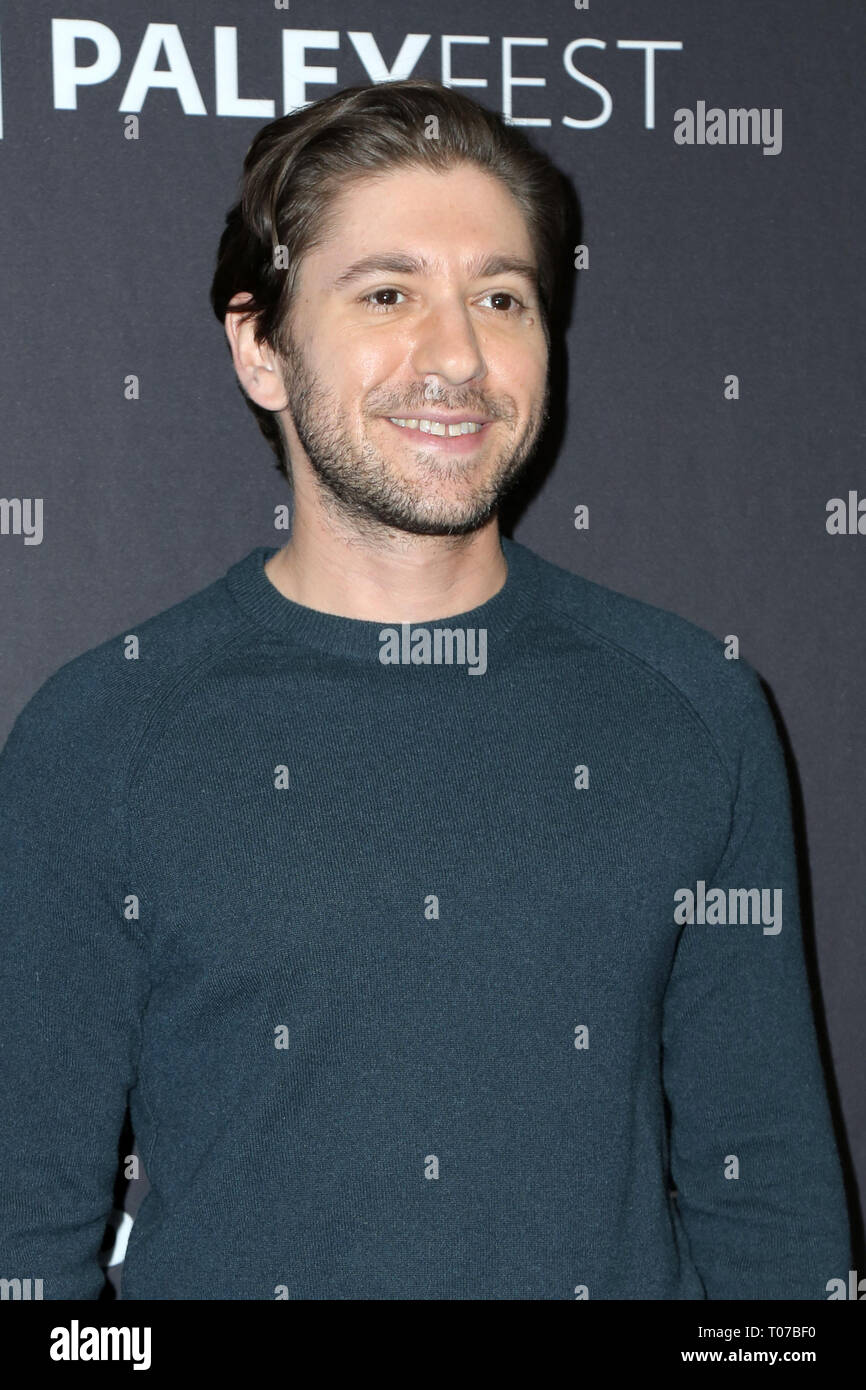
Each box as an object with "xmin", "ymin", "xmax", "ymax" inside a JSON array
[{"xmin": 0, "ymin": 536, "xmax": 851, "ymax": 1299}]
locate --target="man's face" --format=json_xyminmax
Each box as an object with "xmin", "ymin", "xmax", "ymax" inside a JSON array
[{"xmin": 275, "ymin": 161, "xmax": 550, "ymax": 536}]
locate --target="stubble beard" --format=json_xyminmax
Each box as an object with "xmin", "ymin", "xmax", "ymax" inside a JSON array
[{"xmin": 276, "ymin": 329, "xmax": 549, "ymax": 538}]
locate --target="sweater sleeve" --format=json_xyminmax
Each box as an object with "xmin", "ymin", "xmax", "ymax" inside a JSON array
[
  {"xmin": 661, "ymin": 661, "xmax": 851, "ymax": 1300},
  {"xmin": 0, "ymin": 668, "xmax": 151, "ymax": 1299}
]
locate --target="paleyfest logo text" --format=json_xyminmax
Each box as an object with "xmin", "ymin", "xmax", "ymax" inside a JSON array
[
  {"xmin": 0, "ymin": 22, "xmax": 783, "ymax": 157},
  {"xmin": 5, "ymin": 19, "xmax": 692, "ymax": 132}
]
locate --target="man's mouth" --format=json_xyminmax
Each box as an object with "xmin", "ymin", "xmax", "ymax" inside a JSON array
[
  {"xmin": 376, "ymin": 411, "xmax": 496, "ymax": 454},
  {"xmin": 387, "ymin": 417, "xmax": 487, "ymax": 436}
]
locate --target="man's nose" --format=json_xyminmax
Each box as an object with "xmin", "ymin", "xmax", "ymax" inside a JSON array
[{"xmin": 409, "ymin": 299, "xmax": 487, "ymax": 386}]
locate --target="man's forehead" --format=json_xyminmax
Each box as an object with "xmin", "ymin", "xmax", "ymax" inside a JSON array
[{"xmin": 307, "ymin": 165, "xmax": 537, "ymax": 271}]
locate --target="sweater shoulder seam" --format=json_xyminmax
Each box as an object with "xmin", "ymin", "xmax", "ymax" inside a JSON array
[
  {"xmin": 123, "ymin": 621, "xmax": 258, "ymax": 796},
  {"xmin": 530, "ymin": 581, "xmax": 739, "ymax": 808}
]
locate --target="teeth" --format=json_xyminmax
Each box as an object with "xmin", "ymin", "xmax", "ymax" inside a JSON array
[{"xmin": 388, "ymin": 418, "xmax": 485, "ymax": 435}]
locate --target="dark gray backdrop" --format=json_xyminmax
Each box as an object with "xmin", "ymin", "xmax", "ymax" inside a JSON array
[{"xmin": 1, "ymin": 0, "xmax": 863, "ymax": 1294}]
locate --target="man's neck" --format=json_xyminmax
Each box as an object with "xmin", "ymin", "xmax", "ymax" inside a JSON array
[{"xmin": 263, "ymin": 510, "xmax": 508, "ymax": 624}]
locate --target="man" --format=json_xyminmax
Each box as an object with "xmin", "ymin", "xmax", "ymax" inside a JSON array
[{"xmin": 0, "ymin": 79, "xmax": 850, "ymax": 1300}]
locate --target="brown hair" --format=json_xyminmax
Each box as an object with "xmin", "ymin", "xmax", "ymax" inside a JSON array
[{"xmin": 210, "ymin": 78, "xmax": 572, "ymax": 481}]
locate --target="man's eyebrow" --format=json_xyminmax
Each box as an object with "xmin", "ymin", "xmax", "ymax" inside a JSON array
[{"xmin": 331, "ymin": 252, "xmax": 540, "ymax": 294}]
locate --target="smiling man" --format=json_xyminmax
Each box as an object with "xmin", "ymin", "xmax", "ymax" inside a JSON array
[
  {"xmin": 218, "ymin": 121, "xmax": 555, "ymax": 620},
  {"xmin": 0, "ymin": 79, "xmax": 851, "ymax": 1301}
]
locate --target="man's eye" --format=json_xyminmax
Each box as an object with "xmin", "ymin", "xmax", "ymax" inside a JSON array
[
  {"xmin": 362, "ymin": 288, "xmax": 407, "ymax": 312},
  {"xmin": 480, "ymin": 291, "xmax": 525, "ymax": 314},
  {"xmin": 360, "ymin": 288, "xmax": 526, "ymax": 315}
]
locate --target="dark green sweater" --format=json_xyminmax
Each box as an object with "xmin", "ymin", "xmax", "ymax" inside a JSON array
[{"xmin": 0, "ymin": 537, "xmax": 850, "ymax": 1299}]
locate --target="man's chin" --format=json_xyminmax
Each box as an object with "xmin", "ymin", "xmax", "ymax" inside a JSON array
[
  {"xmin": 389, "ymin": 474, "xmax": 508, "ymax": 532},
  {"xmin": 362, "ymin": 483, "xmax": 503, "ymax": 537},
  {"xmin": 394, "ymin": 512, "xmax": 497, "ymax": 538}
]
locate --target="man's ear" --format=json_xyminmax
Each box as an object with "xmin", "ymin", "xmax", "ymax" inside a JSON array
[{"xmin": 223, "ymin": 292, "xmax": 289, "ymax": 412}]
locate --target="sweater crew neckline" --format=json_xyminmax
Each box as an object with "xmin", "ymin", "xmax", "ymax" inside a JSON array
[{"xmin": 225, "ymin": 534, "xmax": 539, "ymax": 662}]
